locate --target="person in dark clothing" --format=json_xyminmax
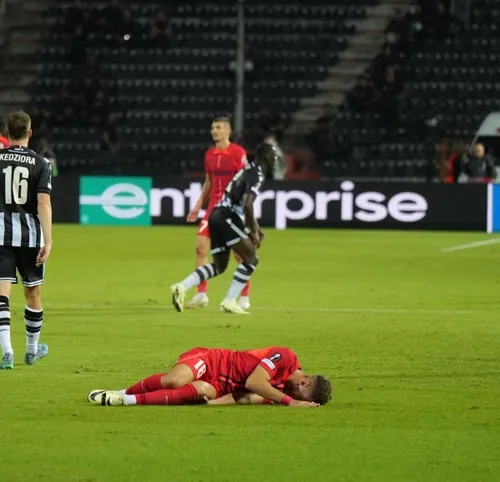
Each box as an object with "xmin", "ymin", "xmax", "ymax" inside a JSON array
[
  {"xmin": 308, "ymin": 104, "xmax": 337, "ymax": 164},
  {"xmin": 37, "ymin": 138, "xmax": 58, "ymax": 176},
  {"xmin": 259, "ymin": 108, "xmax": 285, "ymax": 142},
  {"xmin": 101, "ymin": 114, "xmax": 120, "ymax": 153},
  {"xmin": 150, "ymin": 8, "xmax": 171, "ymax": 46},
  {"xmin": 462, "ymin": 143, "xmax": 497, "ymax": 182}
]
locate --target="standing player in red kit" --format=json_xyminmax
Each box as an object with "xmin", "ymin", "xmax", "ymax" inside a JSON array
[
  {"xmin": 185, "ymin": 117, "xmax": 251, "ymax": 310},
  {"xmin": 87, "ymin": 345, "xmax": 332, "ymax": 407}
]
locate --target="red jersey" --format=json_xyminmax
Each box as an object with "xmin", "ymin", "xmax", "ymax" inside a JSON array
[
  {"xmin": 204, "ymin": 143, "xmax": 247, "ymax": 211},
  {"xmin": 177, "ymin": 346, "xmax": 301, "ymax": 397},
  {"xmin": 0, "ymin": 136, "xmax": 9, "ymax": 149}
]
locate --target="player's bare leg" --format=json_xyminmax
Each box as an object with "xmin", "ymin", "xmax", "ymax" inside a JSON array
[
  {"xmin": 186, "ymin": 235, "xmax": 211, "ymax": 309},
  {"xmin": 160, "ymin": 363, "xmax": 194, "ymax": 388},
  {"xmin": 23, "ymin": 285, "xmax": 48, "ymax": 365},
  {"xmin": 234, "ymin": 252, "xmax": 251, "ymax": 310},
  {"xmin": 220, "ymin": 238, "xmax": 258, "ymax": 314},
  {"xmin": 0, "ymin": 282, "xmax": 13, "ymax": 369}
]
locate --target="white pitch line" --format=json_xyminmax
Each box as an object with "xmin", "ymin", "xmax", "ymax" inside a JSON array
[
  {"xmin": 252, "ymin": 306, "xmax": 472, "ymax": 315},
  {"xmin": 441, "ymin": 238, "xmax": 500, "ymax": 252},
  {"xmin": 39, "ymin": 303, "xmax": 473, "ymax": 316}
]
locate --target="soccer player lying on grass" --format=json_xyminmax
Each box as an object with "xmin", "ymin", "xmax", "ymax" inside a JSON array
[{"xmin": 88, "ymin": 346, "xmax": 332, "ymax": 408}]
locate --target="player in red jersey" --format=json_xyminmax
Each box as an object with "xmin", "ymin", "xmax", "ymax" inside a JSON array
[
  {"xmin": 185, "ymin": 117, "xmax": 251, "ymax": 310},
  {"xmin": 87, "ymin": 346, "xmax": 332, "ymax": 408}
]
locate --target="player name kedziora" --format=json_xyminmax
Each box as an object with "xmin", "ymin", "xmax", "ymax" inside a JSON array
[{"xmin": 0, "ymin": 153, "xmax": 36, "ymax": 165}]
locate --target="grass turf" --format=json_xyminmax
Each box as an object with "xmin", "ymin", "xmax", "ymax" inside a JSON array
[{"xmin": 1, "ymin": 225, "xmax": 500, "ymax": 482}]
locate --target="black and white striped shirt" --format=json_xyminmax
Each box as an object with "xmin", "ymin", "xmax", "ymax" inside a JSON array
[
  {"xmin": 217, "ymin": 163, "xmax": 265, "ymax": 216},
  {"xmin": 0, "ymin": 145, "xmax": 52, "ymax": 248}
]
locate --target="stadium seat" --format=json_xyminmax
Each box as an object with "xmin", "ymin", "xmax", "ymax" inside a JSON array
[{"xmin": 31, "ymin": 1, "xmax": 360, "ymax": 172}]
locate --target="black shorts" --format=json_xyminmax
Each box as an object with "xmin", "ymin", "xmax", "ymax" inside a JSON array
[
  {"xmin": 0, "ymin": 246, "xmax": 44, "ymax": 287},
  {"xmin": 208, "ymin": 206, "xmax": 249, "ymax": 254}
]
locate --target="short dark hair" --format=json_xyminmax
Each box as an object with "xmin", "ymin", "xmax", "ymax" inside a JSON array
[
  {"xmin": 6, "ymin": 111, "xmax": 31, "ymax": 140},
  {"xmin": 212, "ymin": 116, "xmax": 231, "ymax": 126},
  {"xmin": 312, "ymin": 375, "xmax": 333, "ymax": 405},
  {"xmin": 255, "ymin": 142, "xmax": 276, "ymax": 162}
]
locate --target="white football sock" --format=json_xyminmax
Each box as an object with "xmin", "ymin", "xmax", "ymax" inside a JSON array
[
  {"xmin": 182, "ymin": 263, "xmax": 218, "ymax": 291},
  {"xmin": 0, "ymin": 299, "xmax": 12, "ymax": 355},
  {"xmin": 25, "ymin": 306, "xmax": 43, "ymax": 355},
  {"xmin": 226, "ymin": 264, "xmax": 255, "ymax": 301},
  {"xmin": 124, "ymin": 395, "xmax": 137, "ymax": 406}
]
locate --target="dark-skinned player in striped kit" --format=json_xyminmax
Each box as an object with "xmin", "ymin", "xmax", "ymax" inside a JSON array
[{"xmin": 171, "ymin": 143, "xmax": 277, "ymax": 314}]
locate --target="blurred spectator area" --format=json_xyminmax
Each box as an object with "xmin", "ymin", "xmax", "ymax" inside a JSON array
[
  {"xmin": 28, "ymin": 0, "xmax": 367, "ymax": 176},
  {"xmin": 302, "ymin": 0, "xmax": 500, "ymax": 181},
  {"xmin": 24, "ymin": 0, "xmax": 500, "ymax": 182}
]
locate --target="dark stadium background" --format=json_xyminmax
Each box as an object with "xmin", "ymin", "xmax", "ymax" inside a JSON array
[{"xmin": 1, "ymin": 3, "xmax": 500, "ymax": 482}]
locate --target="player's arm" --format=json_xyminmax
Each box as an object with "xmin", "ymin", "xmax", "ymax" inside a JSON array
[
  {"xmin": 196, "ymin": 173, "xmax": 212, "ymax": 210},
  {"xmin": 187, "ymin": 173, "xmax": 211, "ymax": 222},
  {"xmin": 245, "ymin": 366, "xmax": 318, "ymax": 408},
  {"xmin": 36, "ymin": 161, "xmax": 53, "ymax": 266},
  {"xmin": 36, "ymin": 193, "xmax": 52, "ymax": 266},
  {"xmin": 207, "ymin": 392, "xmax": 267, "ymax": 405},
  {"xmin": 243, "ymin": 192, "xmax": 260, "ymax": 244},
  {"xmin": 244, "ymin": 171, "xmax": 264, "ymax": 246},
  {"xmin": 237, "ymin": 148, "xmax": 248, "ymax": 170}
]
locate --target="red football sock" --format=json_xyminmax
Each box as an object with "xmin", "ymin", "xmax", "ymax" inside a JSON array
[
  {"xmin": 241, "ymin": 281, "xmax": 250, "ymax": 297},
  {"xmin": 125, "ymin": 373, "xmax": 164, "ymax": 395},
  {"xmin": 134, "ymin": 384, "xmax": 199, "ymax": 405},
  {"xmin": 198, "ymin": 281, "xmax": 208, "ymax": 294}
]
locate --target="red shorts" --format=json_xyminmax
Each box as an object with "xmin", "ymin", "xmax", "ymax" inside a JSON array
[
  {"xmin": 176, "ymin": 347, "xmax": 209, "ymax": 378},
  {"xmin": 198, "ymin": 213, "xmax": 210, "ymax": 237},
  {"xmin": 175, "ymin": 347, "xmax": 222, "ymax": 395},
  {"xmin": 177, "ymin": 347, "xmax": 239, "ymax": 397}
]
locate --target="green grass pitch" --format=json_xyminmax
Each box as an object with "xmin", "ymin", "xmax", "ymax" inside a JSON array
[{"xmin": 1, "ymin": 225, "xmax": 500, "ymax": 482}]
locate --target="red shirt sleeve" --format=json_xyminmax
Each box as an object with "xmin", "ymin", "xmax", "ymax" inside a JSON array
[
  {"xmin": 204, "ymin": 150, "xmax": 212, "ymax": 176},
  {"xmin": 258, "ymin": 347, "xmax": 301, "ymax": 381},
  {"xmin": 234, "ymin": 146, "xmax": 247, "ymax": 171}
]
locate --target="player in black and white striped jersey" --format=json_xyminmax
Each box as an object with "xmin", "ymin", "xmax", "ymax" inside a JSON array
[
  {"xmin": 0, "ymin": 111, "xmax": 53, "ymax": 370},
  {"xmin": 171, "ymin": 143, "xmax": 277, "ymax": 314}
]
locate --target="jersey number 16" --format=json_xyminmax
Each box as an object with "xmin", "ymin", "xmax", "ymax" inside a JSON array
[{"xmin": 3, "ymin": 166, "xmax": 29, "ymax": 205}]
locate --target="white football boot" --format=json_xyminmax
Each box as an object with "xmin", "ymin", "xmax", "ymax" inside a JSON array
[
  {"xmin": 103, "ymin": 392, "xmax": 126, "ymax": 406},
  {"xmin": 186, "ymin": 292, "xmax": 209, "ymax": 309},
  {"xmin": 170, "ymin": 283, "xmax": 186, "ymax": 312},
  {"xmin": 220, "ymin": 299, "xmax": 249, "ymax": 314},
  {"xmin": 87, "ymin": 389, "xmax": 121, "ymax": 405},
  {"xmin": 237, "ymin": 296, "xmax": 250, "ymax": 310}
]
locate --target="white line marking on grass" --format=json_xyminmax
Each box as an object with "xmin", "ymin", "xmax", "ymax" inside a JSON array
[
  {"xmin": 252, "ymin": 306, "xmax": 472, "ymax": 315},
  {"xmin": 441, "ymin": 238, "xmax": 500, "ymax": 252},
  {"xmin": 42, "ymin": 303, "xmax": 472, "ymax": 316}
]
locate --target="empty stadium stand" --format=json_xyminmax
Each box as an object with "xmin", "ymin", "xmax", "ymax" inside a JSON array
[
  {"xmin": 29, "ymin": 0, "xmax": 372, "ymax": 174},
  {"xmin": 3, "ymin": 1, "xmax": 495, "ymax": 182},
  {"xmin": 333, "ymin": 0, "xmax": 500, "ymax": 180}
]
